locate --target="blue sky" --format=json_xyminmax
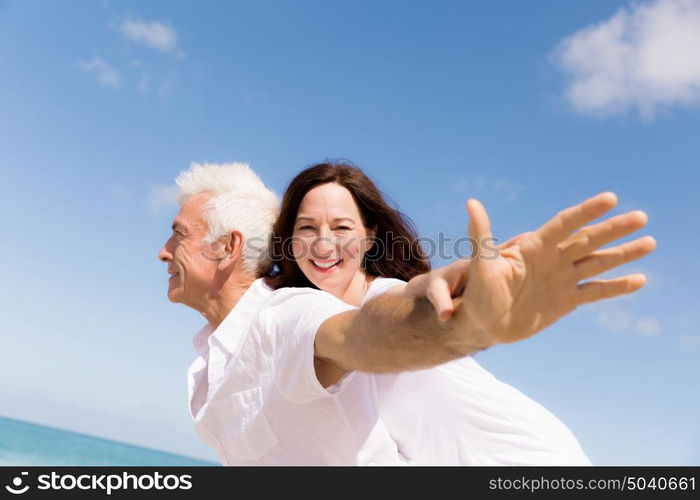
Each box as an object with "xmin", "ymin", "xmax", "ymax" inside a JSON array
[{"xmin": 1, "ymin": 0, "xmax": 698, "ymax": 465}]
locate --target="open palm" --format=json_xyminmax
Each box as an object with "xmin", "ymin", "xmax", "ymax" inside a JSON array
[{"xmin": 431, "ymin": 193, "xmax": 656, "ymax": 344}]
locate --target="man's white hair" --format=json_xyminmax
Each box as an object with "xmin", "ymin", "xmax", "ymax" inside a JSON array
[{"xmin": 176, "ymin": 162, "xmax": 279, "ymax": 275}]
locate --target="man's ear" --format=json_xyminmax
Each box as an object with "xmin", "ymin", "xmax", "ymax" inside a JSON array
[{"xmin": 224, "ymin": 230, "xmax": 245, "ymax": 261}]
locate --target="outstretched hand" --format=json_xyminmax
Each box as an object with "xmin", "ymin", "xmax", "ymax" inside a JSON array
[{"xmin": 406, "ymin": 192, "xmax": 656, "ymax": 344}]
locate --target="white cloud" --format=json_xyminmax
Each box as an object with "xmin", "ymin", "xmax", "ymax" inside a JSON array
[
  {"xmin": 590, "ymin": 302, "xmax": 663, "ymax": 338},
  {"xmin": 120, "ymin": 20, "xmax": 181, "ymax": 55},
  {"xmin": 450, "ymin": 174, "xmax": 525, "ymax": 205},
  {"xmin": 137, "ymin": 74, "xmax": 152, "ymax": 93},
  {"xmin": 451, "ymin": 178, "xmax": 468, "ymax": 194},
  {"xmin": 157, "ymin": 72, "xmax": 178, "ymax": 98},
  {"xmin": 595, "ymin": 306, "xmax": 634, "ymax": 332},
  {"xmin": 78, "ymin": 57, "xmax": 122, "ymax": 89},
  {"xmin": 492, "ymin": 178, "xmax": 524, "ymax": 204},
  {"xmin": 680, "ymin": 334, "xmax": 700, "ymax": 347},
  {"xmin": 636, "ymin": 317, "xmax": 662, "ymax": 336},
  {"xmin": 553, "ymin": 0, "xmax": 700, "ymax": 120},
  {"xmin": 111, "ymin": 184, "xmax": 135, "ymax": 201},
  {"xmin": 147, "ymin": 185, "xmax": 179, "ymax": 215}
]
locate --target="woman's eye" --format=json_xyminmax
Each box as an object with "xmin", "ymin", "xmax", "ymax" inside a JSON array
[
  {"xmin": 335, "ymin": 226, "xmax": 351, "ymax": 231},
  {"xmin": 297, "ymin": 225, "xmax": 314, "ymax": 231}
]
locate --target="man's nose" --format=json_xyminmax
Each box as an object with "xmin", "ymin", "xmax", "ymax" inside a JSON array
[{"xmin": 159, "ymin": 244, "xmax": 173, "ymax": 262}]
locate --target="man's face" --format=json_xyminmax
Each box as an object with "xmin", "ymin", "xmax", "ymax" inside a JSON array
[{"xmin": 158, "ymin": 193, "xmax": 219, "ymax": 310}]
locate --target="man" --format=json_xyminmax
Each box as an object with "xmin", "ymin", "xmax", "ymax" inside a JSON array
[{"xmin": 159, "ymin": 162, "xmax": 655, "ymax": 465}]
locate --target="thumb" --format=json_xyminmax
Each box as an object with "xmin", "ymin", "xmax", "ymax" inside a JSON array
[{"xmin": 466, "ymin": 198, "xmax": 493, "ymax": 260}]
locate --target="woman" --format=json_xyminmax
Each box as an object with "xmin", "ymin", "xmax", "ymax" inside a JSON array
[{"xmin": 266, "ymin": 161, "xmax": 591, "ymax": 465}]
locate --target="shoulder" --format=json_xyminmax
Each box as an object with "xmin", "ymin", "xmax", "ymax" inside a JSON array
[
  {"xmin": 363, "ymin": 276, "xmax": 407, "ymax": 304},
  {"xmin": 260, "ymin": 280, "xmax": 353, "ymax": 310},
  {"xmin": 255, "ymin": 280, "xmax": 356, "ymax": 336}
]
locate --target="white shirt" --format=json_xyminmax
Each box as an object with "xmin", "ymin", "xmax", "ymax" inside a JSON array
[
  {"xmin": 368, "ymin": 277, "xmax": 591, "ymax": 465},
  {"xmin": 187, "ymin": 278, "xmax": 406, "ymax": 465},
  {"xmin": 188, "ymin": 277, "xmax": 590, "ymax": 465}
]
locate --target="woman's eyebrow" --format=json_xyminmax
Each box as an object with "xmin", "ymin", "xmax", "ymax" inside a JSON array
[
  {"xmin": 295, "ymin": 216, "xmax": 356, "ymax": 223},
  {"xmin": 332, "ymin": 217, "xmax": 356, "ymax": 224},
  {"xmin": 295, "ymin": 216, "xmax": 315, "ymax": 222}
]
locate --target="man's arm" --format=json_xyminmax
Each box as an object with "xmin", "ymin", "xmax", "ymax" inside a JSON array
[{"xmin": 314, "ymin": 192, "xmax": 656, "ymax": 384}]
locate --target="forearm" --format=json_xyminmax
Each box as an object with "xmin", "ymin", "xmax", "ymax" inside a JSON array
[{"xmin": 340, "ymin": 292, "xmax": 495, "ymax": 373}]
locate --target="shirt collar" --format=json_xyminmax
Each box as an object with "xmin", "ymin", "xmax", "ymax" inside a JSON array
[
  {"xmin": 190, "ymin": 278, "xmax": 272, "ymax": 358},
  {"xmin": 192, "ymin": 322, "xmax": 214, "ymax": 359}
]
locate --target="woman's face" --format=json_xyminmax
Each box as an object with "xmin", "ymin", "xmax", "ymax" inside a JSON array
[{"xmin": 292, "ymin": 182, "xmax": 375, "ymax": 300}]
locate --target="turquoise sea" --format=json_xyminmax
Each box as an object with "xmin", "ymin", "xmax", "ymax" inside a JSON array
[{"xmin": 0, "ymin": 416, "xmax": 217, "ymax": 466}]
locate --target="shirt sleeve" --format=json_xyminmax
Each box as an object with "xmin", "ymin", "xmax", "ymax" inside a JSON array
[{"xmin": 261, "ymin": 287, "xmax": 357, "ymax": 404}]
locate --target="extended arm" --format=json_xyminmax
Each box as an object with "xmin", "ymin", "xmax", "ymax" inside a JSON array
[
  {"xmin": 315, "ymin": 288, "xmax": 494, "ymax": 376},
  {"xmin": 314, "ymin": 192, "xmax": 656, "ymax": 384}
]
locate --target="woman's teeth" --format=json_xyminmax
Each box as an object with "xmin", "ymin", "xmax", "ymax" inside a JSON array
[{"xmin": 312, "ymin": 260, "xmax": 340, "ymax": 269}]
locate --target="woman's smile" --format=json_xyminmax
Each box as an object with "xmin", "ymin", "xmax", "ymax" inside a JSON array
[{"xmin": 310, "ymin": 258, "xmax": 343, "ymax": 272}]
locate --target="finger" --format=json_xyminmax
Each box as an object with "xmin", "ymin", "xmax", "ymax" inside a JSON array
[
  {"xmin": 536, "ymin": 192, "xmax": 618, "ymax": 246},
  {"xmin": 426, "ymin": 279, "xmax": 455, "ymax": 322},
  {"xmin": 562, "ymin": 210, "xmax": 648, "ymax": 262},
  {"xmin": 574, "ymin": 236, "xmax": 656, "ymax": 281},
  {"xmin": 445, "ymin": 259, "xmax": 470, "ymax": 297},
  {"xmin": 576, "ymin": 273, "xmax": 647, "ymax": 305},
  {"xmin": 466, "ymin": 199, "xmax": 493, "ymax": 260}
]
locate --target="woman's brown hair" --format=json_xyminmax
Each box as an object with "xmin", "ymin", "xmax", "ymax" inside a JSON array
[{"xmin": 266, "ymin": 161, "xmax": 430, "ymax": 289}]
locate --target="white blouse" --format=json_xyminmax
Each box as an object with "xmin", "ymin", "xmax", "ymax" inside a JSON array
[{"xmin": 368, "ymin": 277, "xmax": 591, "ymax": 465}]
